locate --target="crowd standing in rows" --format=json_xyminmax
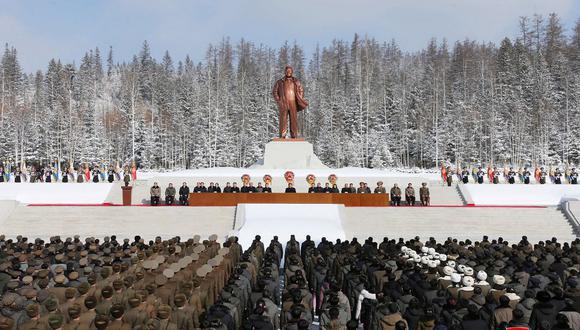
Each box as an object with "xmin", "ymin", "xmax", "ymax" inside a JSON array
[
  {"xmin": 440, "ymin": 166, "xmax": 578, "ymax": 186},
  {"xmin": 1, "ymin": 233, "xmax": 579, "ymax": 330}
]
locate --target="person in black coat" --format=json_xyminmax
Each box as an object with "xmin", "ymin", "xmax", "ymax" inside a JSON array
[
  {"xmin": 92, "ymin": 168, "xmax": 100, "ymax": 183},
  {"xmin": 323, "ymin": 183, "xmax": 332, "ymax": 193},
  {"xmin": 330, "ymin": 184, "xmax": 339, "ymax": 193},
  {"xmin": 223, "ymin": 182, "xmax": 232, "ymax": 193},
  {"xmin": 0, "ymin": 166, "xmax": 5, "ymax": 183},
  {"xmin": 262, "ymin": 183, "xmax": 272, "ymax": 193},
  {"xmin": 14, "ymin": 170, "xmax": 22, "ymax": 183},
  {"xmin": 529, "ymin": 290, "xmax": 558, "ymax": 329},
  {"xmin": 308, "ymin": 184, "xmax": 316, "ymax": 193},
  {"xmin": 285, "ymin": 183, "xmax": 296, "ymax": 193},
  {"xmin": 231, "ymin": 182, "xmax": 240, "ymax": 193},
  {"xmin": 107, "ymin": 167, "xmax": 115, "ymax": 183},
  {"xmin": 179, "ymin": 182, "xmax": 190, "ymax": 205},
  {"xmin": 341, "ymin": 184, "xmax": 350, "ymax": 193},
  {"xmin": 213, "ymin": 183, "xmax": 222, "ymax": 193}
]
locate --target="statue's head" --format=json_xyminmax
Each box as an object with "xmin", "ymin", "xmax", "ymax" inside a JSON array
[{"xmin": 285, "ymin": 66, "xmax": 293, "ymax": 78}]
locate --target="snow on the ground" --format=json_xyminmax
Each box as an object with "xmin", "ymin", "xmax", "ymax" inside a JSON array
[
  {"xmin": 463, "ymin": 184, "xmax": 580, "ymax": 206},
  {"xmin": 234, "ymin": 204, "xmax": 346, "ymax": 251},
  {"xmin": 0, "ymin": 183, "xmax": 114, "ymax": 204},
  {"xmin": 138, "ymin": 167, "xmax": 441, "ymax": 180}
]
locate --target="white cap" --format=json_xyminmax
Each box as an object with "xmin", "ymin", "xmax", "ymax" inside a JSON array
[
  {"xmin": 493, "ymin": 275, "xmax": 505, "ymax": 285},
  {"xmin": 443, "ymin": 266, "xmax": 454, "ymax": 276},
  {"xmin": 451, "ymin": 273, "xmax": 462, "ymax": 283},
  {"xmin": 477, "ymin": 270, "xmax": 487, "ymax": 281},
  {"xmin": 462, "ymin": 276, "xmax": 475, "ymax": 287},
  {"xmin": 464, "ymin": 267, "xmax": 474, "ymax": 276}
]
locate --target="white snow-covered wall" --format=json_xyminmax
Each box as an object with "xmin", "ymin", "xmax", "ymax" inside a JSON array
[
  {"xmin": 463, "ymin": 184, "xmax": 580, "ymax": 206},
  {"xmin": 0, "ymin": 183, "xmax": 114, "ymax": 204}
]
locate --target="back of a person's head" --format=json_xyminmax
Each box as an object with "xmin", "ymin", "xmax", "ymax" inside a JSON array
[
  {"xmin": 499, "ymin": 295, "xmax": 511, "ymax": 308},
  {"xmin": 329, "ymin": 307, "xmax": 340, "ymax": 320},
  {"xmin": 297, "ymin": 319, "xmax": 310, "ymax": 330},
  {"xmin": 346, "ymin": 319, "xmax": 359, "ymax": 330},
  {"xmin": 388, "ymin": 302, "xmax": 399, "ymax": 314},
  {"xmin": 395, "ymin": 320, "xmax": 407, "ymax": 330},
  {"xmin": 84, "ymin": 296, "xmax": 97, "ymax": 310}
]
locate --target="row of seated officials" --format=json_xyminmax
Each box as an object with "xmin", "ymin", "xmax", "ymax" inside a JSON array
[{"xmin": 149, "ymin": 181, "xmax": 430, "ymax": 206}]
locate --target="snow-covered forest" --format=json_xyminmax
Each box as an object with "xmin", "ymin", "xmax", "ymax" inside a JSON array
[{"xmin": 0, "ymin": 14, "xmax": 579, "ymax": 169}]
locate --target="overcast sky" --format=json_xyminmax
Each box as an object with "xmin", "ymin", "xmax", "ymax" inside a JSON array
[{"xmin": 1, "ymin": 0, "xmax": 579, "ymax": 72}]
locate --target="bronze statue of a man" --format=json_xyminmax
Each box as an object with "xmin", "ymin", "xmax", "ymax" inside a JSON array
[{"xmin": 272, "ymin": 66, "xmax": 308, "ymax": 138}]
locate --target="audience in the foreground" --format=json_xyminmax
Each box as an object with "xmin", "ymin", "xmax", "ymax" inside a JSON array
[{"xmin": 0, "ymin": 233, "xmax": 578, "ymax": 329}]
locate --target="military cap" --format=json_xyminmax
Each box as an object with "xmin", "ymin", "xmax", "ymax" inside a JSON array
[
  {"xmin": 0, "ymin": 316, "xmax": 15, "ymax": 330},
  {"xmin": 93, "ymin": 314, "xmax": 109, "ymax": 328},
  {"xmin": 22, "ymin": 275, "xmax": 33, "ymax": 285},
  {"xmin": 146, "ymin": 318, "xmax": 161, "ymax": 329},
  {"xmin": 174, "ymin": 293, "xmax": 187, "ymax": 307},
  {"xmin": 22, "ymin": 288, "xmax": 37, "ymax": 299},
  {"xmin": 101, "ymin": 286, "xmax": 114, "ymax": 298},
  {"xmin": 155, "ymin": 274, "xmax": 168, "ymax": 286},
  {"xmin": 77, "ymin": 282, "xmax": 90, "ymax": 295},
  {"xmin": 157, "ymin": 304, "xmax": 172, "ymax": 319},
  {"xmin": 48, "ymin": 313, "xmax": 64, "ymax": 329},
  {"xmin": 112, "ymin": 279, "xmax": 124, "ymax": 290},
  {"xmin": 68, "ymin": 271, "xmax": 79, "ymax": 280},
  {"xmin": 6, "ymin": 281, "xmax": 19, "ymax": 290},
  {"xmin": 25, "ymin": 304, "xmax": 39, "ymax": 318},
  {"xmin": 193, "ymin": 245, "xmax": 205, "ymax": 254},
  {"xmin": 193, "ymin": 235, "xmax": 201, "ymax": 243},
  {"xmin": 170, "ymin": 263, "xmax": 181, "ymax": 272},
  {"xmin": 54, "ymin": 274, "xmax": 66, "ymax": 284},
  {"xmin": 208, "ymin": 234, "xmax": 218, "ymax": 242},
  {"xmin": 45, "ymin": 299, "xmax": 58, "ymax": 312},
  {"xmin": 128, "ymin": 296, "xmax": 141, "ymax": 308},
  {"xmin": 84, "ymin": 296, "xmax": 98, "ymax": 309},
  {"xmin": 110, "ymin": 303, "xmax": 125, "ymax": 319},
  {"xmin": 37, "ymin": 269, "xmax": 50, "ymax": 278},
  {"xmin": 155, "ymin": 255, "xmax": 165, "ymax": 264}
]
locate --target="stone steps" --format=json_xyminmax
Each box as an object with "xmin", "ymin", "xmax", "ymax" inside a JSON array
[{"xmin": 343, "ymin": 206, "xmax": 577, "ymax": 243}]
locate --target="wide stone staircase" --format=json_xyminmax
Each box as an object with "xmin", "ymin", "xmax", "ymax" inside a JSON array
[{"xmin": 343, "ymin": 206, "xmax": 578, "ymax": 243}]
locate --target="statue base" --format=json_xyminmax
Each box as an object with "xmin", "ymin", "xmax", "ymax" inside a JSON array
[{"xmin": 252, "ymin": 140, "xmax": 328, "ymax": 169}]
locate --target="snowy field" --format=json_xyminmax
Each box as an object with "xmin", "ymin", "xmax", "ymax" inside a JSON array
[
  {"xmin": 463, "ymin": 184, "xmax": 580, "ymax": 206},
  {"xmin": 0, "ymin": 183, "xmax": 114, "ymax": 204}
]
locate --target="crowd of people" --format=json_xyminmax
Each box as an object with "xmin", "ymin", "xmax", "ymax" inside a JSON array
[
  {"xmin": 148, "ymin": 181, "xmax": 431, "ymax": 207},
  {"xmin": 0, "ymin": 163, "xmax": 137, "ymax": 184},
  {"xmin": 0, "ymin": 233, "xmax": 579, "ymax": 330},
  {"xmin": 440, "ymin": 166, "xmax": 579, "ymax": 186}
]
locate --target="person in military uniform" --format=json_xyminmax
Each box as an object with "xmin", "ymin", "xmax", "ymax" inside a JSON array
[
  {"xmin": 390, "ymin": 184, "xmax": 402, "ymax": 206},
  {"xmin": 405, "ymin": 183, "xmax": 416, "ymax": 206},
  {"xmin": 165, "ymin": 183, "xmax": 176, "ymax": 206},
  {"xmin": 375, "ymin": 181, "xmax": 387, "ymax": 194},
  {"xmin": 445, "ymin": 166, "xmax": 453, "ymax": 186},
  {"xmin": 150, "ymin": 182, "xmax": 161, "ymax": 206},
  {"xmin": 419, "ymin": 183, "xmax": 430, "ymax": 206}
]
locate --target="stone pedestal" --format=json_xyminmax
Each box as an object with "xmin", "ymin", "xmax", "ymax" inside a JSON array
[
  {"xmin": 121, "ymin": 186, "xmax": 132, "ymax": 206},
  {"xmin": 259, "ymin": 139, "xmax": 327, "ymax": 169}
]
